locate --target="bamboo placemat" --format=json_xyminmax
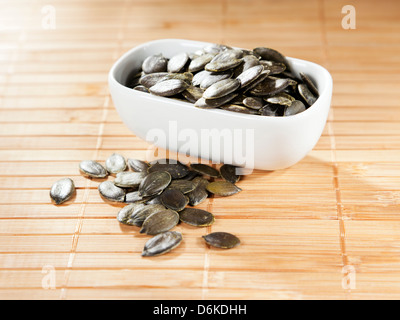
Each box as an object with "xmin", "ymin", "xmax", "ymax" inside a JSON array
[{"xmin": 0, "ymin": 0, "xmax": 400, "ymax": 300}]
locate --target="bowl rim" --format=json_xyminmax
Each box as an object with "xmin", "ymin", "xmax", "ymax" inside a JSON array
[{"xmin": 108, "ymin": 38, "xmax": 333, "ymax": 122}]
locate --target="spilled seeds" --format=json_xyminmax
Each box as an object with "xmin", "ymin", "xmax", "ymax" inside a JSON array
[{"xmin": 52, "ymin": 154, "xmax": 243, "ymax": 257}]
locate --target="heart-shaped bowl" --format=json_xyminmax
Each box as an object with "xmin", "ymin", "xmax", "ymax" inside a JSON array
[{"xmin": 108, "ymin": 39, "xmax": 332, "ymax": 171}]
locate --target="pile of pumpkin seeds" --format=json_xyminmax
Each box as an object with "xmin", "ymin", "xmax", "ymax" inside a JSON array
[
  {"xmin": 50, "ymin": 154, "xmax": 242, "ymax": 257},
  {"xmin": 127, "ymin": 43, "xmax": 319, "ymax": 116}
]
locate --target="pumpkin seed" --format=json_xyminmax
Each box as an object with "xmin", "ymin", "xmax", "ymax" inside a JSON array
[
  {"xmin": 133, "ymin": 85, "xmax": 149, "ymax": 93},
  {"xmin": 190, "ymin": 163, "xmax": 219, "ymax": 177},
  {"xmin": 200, "ymin": 70, "xmax": 232, "ymax": 90},
  {"xmin": 260, "ymin": 60, "xmax": 286, "ymax": 75},
  {"xmin": 168, "ymin": 52, "xmax": 189, "ymax": 73},
  {"xmin": 298, "ymin": 83, "xmax": 317, "ymax": 106},
  {"xmin": 105, "ymin": 153, "xmax": 126, "ymax": 175},
  {"xmin": 206, "ymin": 181, "xmax": 242, "ymax": 196},
  {"xmin": 98, "ymin": 181, "xmax": 126, "ymax": 202},
  {"xmin": 195, "ymin": 92, "xmax": 238, "ymax": 109},
  {"xmin": 149, "ymin": 79, "xmax": 189, "ymax": 97},
  {"xmin": 114, "ymin": 171, "xmax": 147, "ymax": 188},
  {"xmin": 179, "ymin": 208, "xmax": 215, "ymax": 227},
  {"xmin": 168, "ymin": 180, "xmax": 197, "ymax": 194},
  {"xmin": 142, "ymin": 231, "xmax": 183, "ymax": 257},
  {"xmin": 50, "ymin": 178, "xmax": 75, "ymax": 205},
  {"xmin": 128, "ymin": 204, "xmax": 166, "ymax": 227},
  {"xmin": 265, "ymin": 92, "xmax": 295, "ymax": 106},
  {"xmin": 219, "ymin": 104, "xmax": 259, "ymax": 115},
  {"xmin": 188, "ymin": 53, "xmax": 215, "ymax": 73},
  {"xmin": 79, "ymin": 160, "xmax": 108, "ymax": 178},
  {"xmin": 140, "ymin": 209, "xmax": 179, "ymax": 235},
  {"xmin": 192, "ymin": 70, "xmax": 211, "ymax": 86},
  {"xmin": 139, "ymin": 72, "xmax": 169, "ymax": 88},
  {"xmin": 148, "ymin": 162, "xmax": 189, "ymax": 179},
  {"xmin": 160, "ymin": 188, "xmax": 189, "ymax": 212},
  {"xmin": 210, "ymin": 49, "xmax": 243, "ymax": 62},
  {"xmin": 236, "ymin": 65, "xmax": 264, "ymax": 88},
  {"xmin": 187, "ymin": 177, "xmax": 209, "ymax": 206},
  {"xmin": 182, "ymin": 86, "xmax": 204, "ymax": 103},
  {"xmin": 127, "ymin": 159, "xmax": 149, "ymax": 172},
  {"xmin": 233, "ymin": 55, "xmax": 260, "ymax": 77},
  {"xmin": 260, "ymin": 105, "xmax": 278, "ymax": 117},
  {"xmin": 220, "ymin": 164, "xmax": 240, "ymax": 184},
  {"xmin": 203, "ymin": 232, "xmax": 240, "ymax": 249},
  {"xmin": 205, "ymin": 58, "xmax": 242, "ymax": 73},
  {"xmin": 142, "ymin": 53, "xmax": 168, "ymax": 74},
  {"xmin": 253, "ymin": 47, "xmax": 290, "ymax": 70},
  {"xmin": 284, "ymin": 100, "xmax": 306, "ymax": 116},
  {"xmin": 138, "ymin": 171, "xmax": 171, "ymax": 197},
  {"xmin": 117, "ymin": 203, "xmax": 146, "ymax": 225},
  {"xmin": 125, "ymin": 190, "xmax": 146, "ymax": 203},
  {"xmin": 300, "ymin": 72, "xmax": 319, "ymax": 97},
  {"xmin": 203, "ymin": 78, "xmax": 240, "ymax": 99},
  {"xmin": 250, "ymin": 77, "xmax": 291, "ymax": 96},
  {"xmin": 243, "ymin": 96, "xmax": 264, "ymax": 110}
]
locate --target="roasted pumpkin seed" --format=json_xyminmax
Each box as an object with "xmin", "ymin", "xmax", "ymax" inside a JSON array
[
  {"xmin": 160, "ymin": 188, "xmax": 189, "ymax": 212},
  {"xmin": 50, "ymin": 178, "xmax": 75, "ymax": 205},
  {"xmin": 138, "ymin": 171, "xmax": 171, "ymax": 197},
  {"xmin": 188, "ymin": 53, "xmax": 215, "ymax": 73},
  {"xmin": 98, "ymin": 181, "xmax": 126, "ymax": 202},
  {"xmin": 149, "ymin": 79, "xmax": 189, "ymax": 97},
  {"xmin": 128, "ymin": 204, "xmax": 166, "ymax": 227},
  {"xmin": 203, "ymin": 232, "xmax": 240, "ymax": 249},
  {"xmin": 220, "ymin": 164, "xmax": 240, "ymax": 184},
  {"xmin": 142, "ymin": 53, "xmax": 168, "ymax": 74},
  {"xmin": 206, "ymin": 181, "xmax": 242, "ymax": 196},
  {"xmin": 300, "ymin": 72, "xmax": 319, "ymax": 97},
  {"xmin": 202, "ymin": 78, "xmax": 240, "ymax": 99},
  {"xmin": 190, "ymin": 163, "xmax": 219, "ymax": 178},
  {"xmin": 140, "ymin": 209, "xmax": 179, "ymax": 235},
  {"xmin": 142, "ymin": 231, "xmax": 183, "ymax": 257},
  {"xmin": 127, "ymin": 158, "xmax": 149, "ymax": 172},
  {"xmin": 148, "ymin": 161, "xmax": 190, "ymax": 179},
  {"xmin": 105, "ymin": 153, "xmax": 127, "ymax": 175},
  {"xmin": 284, "ymin": 100, "xmax": 306, "ymax": 116},
  {"xmin": 298, "ymin": 83, "xmax": 317, "ymax": 106},
  {"xmin": 187, "ymin": 177, "xmax": 209, "ymax": 206},
  {"xmin": 168, "ymin": 179, "xmax": 197, "ymax": 194},
  {"xmin": 236, "ymin": 65, "xmax": 264, "ymax": 88},
  {"xmin": 79, "ymin": 160, "xmax": 108, "ymax": 178},
  {"xmin": 125, "ymin": 190, "xmax": 146, "ymax": 203},
  {"xmin": 179, "ymin": 208, "xmax": 214, "ymax": 227},
  {"xmin": 114, "ymin": 171, "xmax": 147, "ymax": 188},
  {"xmin": 117, "ymin": 203, "xmax": 146, "ymax": 225},
  {"xmin": 168, "ymin": 52, "xmax": 189, "ymax": 73}
]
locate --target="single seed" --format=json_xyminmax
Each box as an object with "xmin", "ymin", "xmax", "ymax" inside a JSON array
[
  {"xmin": 190, "ymin": 163, "xmax": 220, "ymax": 178},
  {"xmin": 206, "ymin": 181, "xmax": 242, "ymax": 197},
  {"xmin": 105, "ymin": 153, "xmax": 127, "ymax": 175},
  {"xmin": 138, "ymin": 171, "xmax": 172, "ymax": 197},
  {"xmin": 179, "ymin": 208, "xmax": 215, "ymax": 227},
  {"xmin": 79, "ymin": 160, "xmax": 108, "ymax": 178},
  {"xmin": 140, "ymin": 209, "xmax": 180, "ymax": 235},
  {"xmin": 50, "ymin": 178, "xmax": 75, "ymax": 205},
  {"xmin": 98, "ymin": 181, "xmax": 126, "ymax": 202},
  {"xmin": 142, "ymin": 231, "xmax": 183, "ymax": 257},
  {"xmin": 220, "ymin": 164, "xmax": 240, "ymax": 184},
  {"xmin": 160, "ymin": 189, "xmax": 189, "ymax": 212},
  {"xmin": 203, "ymin": 232, "xmax": 241, "ymax": 249}
]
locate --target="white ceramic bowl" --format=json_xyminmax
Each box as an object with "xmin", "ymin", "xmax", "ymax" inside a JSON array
[{"xmin": 109, "ymin": 39, "xmax": 332, "ymax": 171}]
